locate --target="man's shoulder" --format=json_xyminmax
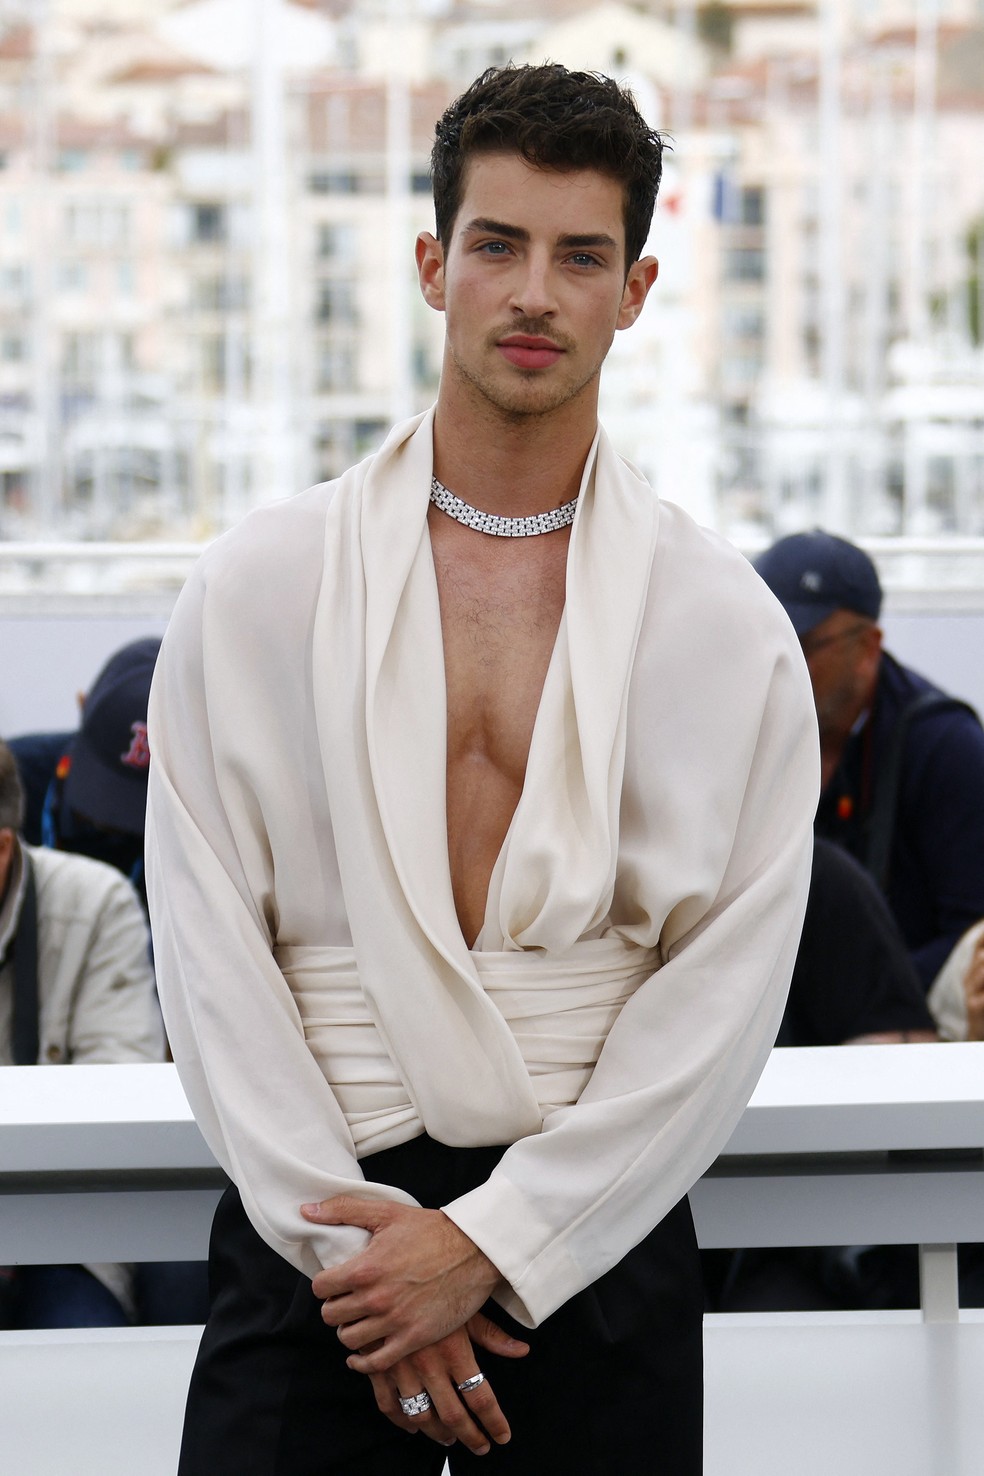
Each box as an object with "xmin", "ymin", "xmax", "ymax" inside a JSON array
[
  {"xmin": 198, "ymin": 480, "xmax": 339, "ymax": 588},
  {"xmin": 650, "ymin": 500, "xmax": 795, "ymax": 630},
  {"xmin": 874, "ymin": 654, "xmax": 984, "ymax": 792},
  {"xmin": 173, "ymin": 474, "xmax": 357, "ymax": 641},
  {"xmin": 7, "ymin": 731, "xmax": 74, "ymax": 768},
  {"xmin": 877, "ymin": 653, "xmax": 982, "ymax": 737},
  {"xmin": 27, "ymin": 843, "xmax": 139, "ymax": 916}
]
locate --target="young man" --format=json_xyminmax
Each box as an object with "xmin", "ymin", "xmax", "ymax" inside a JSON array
[{"xmin": 147, "ymin": 65, "xmax": 818, "ymax": 1473}]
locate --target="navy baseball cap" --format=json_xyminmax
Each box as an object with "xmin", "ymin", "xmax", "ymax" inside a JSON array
[
  {"xmin": 753, "ymin": 531, "xmax": 882, "ymax": 638},
  {"xmin": 61, "ymin": 637, "xmax": 161, "ymax": 836}
]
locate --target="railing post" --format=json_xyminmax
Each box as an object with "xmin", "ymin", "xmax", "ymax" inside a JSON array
[{"xmin": 919, "ymin": 1242, "xmax": 960, "ymax": 1323}]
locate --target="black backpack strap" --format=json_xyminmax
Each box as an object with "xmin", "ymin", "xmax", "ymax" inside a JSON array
[
  {"xmin": 11, "ymin": 853, "xmax": 39, "ymax": 1066},
  {"xmin": 865, "ymin": 692, "xmax": 980, "ymax": 893}
]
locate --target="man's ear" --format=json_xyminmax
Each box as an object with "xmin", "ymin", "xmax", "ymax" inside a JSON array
[
  {"xmin": 858, "ymin": 624, "xmax": 883, "ymax": 684},
  {"xmin": 416, "ymin": 232, "xmax": 446, "ymax": 312},
  {"xmin": 616, "ymin": 255, "xmax": 659, "ymax": 331}
]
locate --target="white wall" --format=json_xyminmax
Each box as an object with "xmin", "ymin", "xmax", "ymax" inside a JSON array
[
  {"xmin": 881, "ymin": 610, "xmax": 984, "ymax": 717},
  {"xmin": 0, "ymin": 615, "xmax": 169, "ymax": 738},
  {"xmin": 4, "ymin": 1315, "xmax": 984, "ymax": 1476}
]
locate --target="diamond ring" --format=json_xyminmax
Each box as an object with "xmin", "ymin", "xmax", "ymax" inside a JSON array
[
  {"xmin": 456, "ymin": 1373, "xmax": 486, "ymax": 1394},
  {"xmin": 399, "ymin": 1391, "xmax": 432, "ymax": 1418}
]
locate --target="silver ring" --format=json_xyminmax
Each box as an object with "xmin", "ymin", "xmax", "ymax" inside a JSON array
[
  {"xmin": 399, "ymin": 1391, "xmax": 432, "ymax": 1418},
  {"xmin": 456, "ymin": 1372, "xmax": 486, "ymax": 1394}
]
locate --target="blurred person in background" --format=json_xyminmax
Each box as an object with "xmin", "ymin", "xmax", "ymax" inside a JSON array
[
  {"xmin": 754, "ymin": 530, "xmax": 984, "ymax": 991},
  {"xmin": 8, "ymin": 639, "xmax": 209, "ymax": 1326},
  {"xmin": 778, "ymin": 837, "xmax": 937, "ymax": 1047},
  {"xmin": 0, "ymin": 737, "xmax": 163, "ymax": 1329},
  {"xmin": 928, "ymin": 919, "xmax": 984, "ymax": 1042},
  {"xmin": 8, "ymin": 637, "xmax": 161, "ymax": 910}
]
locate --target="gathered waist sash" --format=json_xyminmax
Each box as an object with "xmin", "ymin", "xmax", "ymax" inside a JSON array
[{"xmin": 273, "ymin": 937, "xmax": 660, "ymax": 1157}]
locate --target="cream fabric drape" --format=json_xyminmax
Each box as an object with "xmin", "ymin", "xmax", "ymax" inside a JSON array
[
  {"xmin": 313, "ymin": 407, "xmax": 659, "ymax": 1145},
  {"xmin": 147, "ymin": 410, "xmax": 819, "ymax": 1326}
]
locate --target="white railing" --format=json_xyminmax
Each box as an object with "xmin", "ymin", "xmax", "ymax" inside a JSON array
[
  {"xmin": 3, "ymin": 1045, "xmax": 984, "ymax": 1312},
  {"xmin": 3, "ymin": 538, "xmax": 984, "ymax": 611}
]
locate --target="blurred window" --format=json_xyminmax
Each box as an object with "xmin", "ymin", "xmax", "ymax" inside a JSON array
[
  {"xmin": 316, "ymin": 280, "xmax": 357, "ymax": 325},
  {"xmin": 58, "ymin": 260, "xmax": 88, "ymax": 294},
  {"xmin": 738, "ymin": 187, "xmax": 765, "ymax": 226},
  {"xmin": 117, "ymin": 260, "xmax": 135, "ymax": 297},
  {"xmin": 64, "ymin": 201, "xmax": 131, "ymax": 248},
  {"xmin": 190, "ymin": 203, "xmax": 226, "ymax": 244},
  {"xmin": 724, "ymin": 306, "xmax": 765, "ymax": 339},
  {"xmin": 0, "ymin": 264, "xmax": 29, "ymax": 297},
  {"xmin": 201, "ymin": 334, "xmax": 227, "ymax": 393},
  {"xmin": 316, "ymin": 222, "xmax": 358, "ymax": 261},
  {"xmin": 317, "ymin": 342, "xmax": 356, "ymax": 392},
  {"xmin": 62, "ymin": 331, "xmax": 100, "ymax": 381},
  {"xmin": 725, "ymin": 247, "xmax": 765, "ymax": 282},
  {"xmin": 309, "ymin": 169, "xmax": 384, "ymax": 195},
  {"xmin": 194, "ymin": 275, "xmax": 248, "ymax": 312}
]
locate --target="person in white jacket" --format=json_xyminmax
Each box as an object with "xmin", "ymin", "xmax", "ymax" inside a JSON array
[
  {"xmin": 146, "ymin": 64, "xmax": 819, "ymax": 1474},
  {"xmin": 0, "ymin": 739, "xmax": 163, "ymax": 1326}
]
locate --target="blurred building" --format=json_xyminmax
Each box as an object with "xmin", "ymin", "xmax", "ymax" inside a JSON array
[{"xmin": 0, "ymin": 0, "xmax": 980, "ymax": 552}]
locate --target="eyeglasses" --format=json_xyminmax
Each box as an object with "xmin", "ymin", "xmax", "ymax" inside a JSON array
[{"xmin": 800, "ymin": 621, "xmax": 870, "ymax": 659}]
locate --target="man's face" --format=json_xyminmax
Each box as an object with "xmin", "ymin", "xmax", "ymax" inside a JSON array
[
  {"xmin": 416, "ymin": 151, "xmax": 657, "ymax": 422},
  {"xmin": 800, "ymin": 610, "xmax": 882, "ymax": 740}
]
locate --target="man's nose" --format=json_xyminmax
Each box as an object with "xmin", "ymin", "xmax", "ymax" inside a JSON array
[{"xmin": 509, "ymin": 252, "xmax": 558, "ymax": 318}]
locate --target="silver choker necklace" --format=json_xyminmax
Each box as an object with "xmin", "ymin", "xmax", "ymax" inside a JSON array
[{"xmin": 429, "ymin": 476, "xmax": 577, "ymax": 537}]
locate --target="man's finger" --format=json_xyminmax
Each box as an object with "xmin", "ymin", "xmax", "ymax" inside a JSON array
[
  {"xmin": 426, "ymin": 1382, "xmax": 492, "ymax": 1456},
  {"xmin": 367, "ymin": 1374, "xmax": 421, "ymax": 1436},
  {"xmin": 466, "ymin": 1311, "xmax": 530, "ymax": 1359},
  {"xmin": 300, "ymin": 1194, "xmax": 388, "ymax": 1229},
  {"xmin": 369, "ymin": 1373, "xmax": 456, "ymax": 1446},
  {"xmin": 394, "ymin": 1387, "xmax": 459, "ymax": 1448},
  {"xmin": 453, "ymin": 1373, "xmax": 512, "ymax": 1449},
  {"xmin": 344, "ymin": 1329, "xmax": 406, "ymax": 1371}
]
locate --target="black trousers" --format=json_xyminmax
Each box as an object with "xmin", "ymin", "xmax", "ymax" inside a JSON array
[{"xmin": 179, "ymin": 1135, "xmax": 703, "ymax": 1475}]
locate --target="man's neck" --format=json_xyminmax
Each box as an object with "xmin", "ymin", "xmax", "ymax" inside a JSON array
[
  {"xmin": 431, "ymin": 381, "xmax": 599, "ymax": 517},
  {"xmin": 819, "ymin": 696, "xmax": 874, "ymax": 791}
]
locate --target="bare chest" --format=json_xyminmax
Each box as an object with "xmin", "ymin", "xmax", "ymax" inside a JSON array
[
  {"xmin": 430, "ymin": 518, "xmax": 570, "ymax": 943},
  {"xmin": 431, "ymin": 527, "xmax": 569, "ymax": 779}
]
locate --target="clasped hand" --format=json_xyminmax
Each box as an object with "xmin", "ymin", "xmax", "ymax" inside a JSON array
[{"xmin": 301, "ymin": 1195, "xmax": 529, "ymax": 1455}]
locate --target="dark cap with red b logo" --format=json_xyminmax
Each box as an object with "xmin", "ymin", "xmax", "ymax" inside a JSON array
[{"xmin": 62, "ymin": 637, "xmax": 161, "ymax": 836}]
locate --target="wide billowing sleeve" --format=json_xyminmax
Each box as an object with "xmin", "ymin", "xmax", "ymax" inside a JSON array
[
  {"xmin": 145, "ymin": 528, "xmax": 418, "ymax": 1281},
  {"xmin": 444, "ymin": 531, "xmax": 820, "ymax": 1327}
]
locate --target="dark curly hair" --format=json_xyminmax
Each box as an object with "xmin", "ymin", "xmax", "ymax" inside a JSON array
[{"xmin": 431, "ymin": 64, "xmax": 665, "ymax": 268}]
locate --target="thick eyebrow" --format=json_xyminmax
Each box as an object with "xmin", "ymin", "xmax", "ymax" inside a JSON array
[
  {"xmin": 463, "ymin": 217, "xmax": 530, "ymax": 243},
  {"xmin": 462, "ymin": 217, "xmax": 618, "ymax": 253},
  {"xmin": 557, "ymin": 232, "xmax": 619, "ymax": 252}
]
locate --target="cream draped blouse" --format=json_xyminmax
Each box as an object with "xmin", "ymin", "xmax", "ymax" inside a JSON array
[{"xmin": 146, "ymin": 409, "xmax": 819, "ymax": 1327}]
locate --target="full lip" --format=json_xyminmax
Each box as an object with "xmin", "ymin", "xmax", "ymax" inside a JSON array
[{"xmin": 496, "ymin": 334, "xmax": 566, "ymax": 369}]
